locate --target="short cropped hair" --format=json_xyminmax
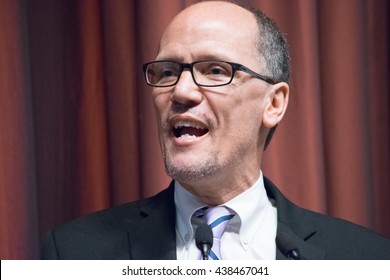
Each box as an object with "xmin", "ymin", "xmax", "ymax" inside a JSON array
[{"xmin": 244, "ymin": 5, "xmax": 291, "ymax": 149}]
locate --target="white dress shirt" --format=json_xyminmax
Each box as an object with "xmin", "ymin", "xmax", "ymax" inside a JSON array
[{"xmin": 175, "ymin": 171, "xmax": 277, "ymax": 259}]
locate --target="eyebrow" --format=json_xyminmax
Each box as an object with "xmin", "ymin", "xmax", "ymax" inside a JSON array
[{"xmin": 154, "ymin": 54, "xmax": 234, "ymax": 63}]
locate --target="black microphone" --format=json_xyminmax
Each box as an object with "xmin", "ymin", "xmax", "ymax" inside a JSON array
[
  {"xmin": 195, "ymin": 224, "xmax": 213, "ymax": 260},
  {"xmin": 276, "ymin": 232, "xmax": 306, "ymax": 260}
]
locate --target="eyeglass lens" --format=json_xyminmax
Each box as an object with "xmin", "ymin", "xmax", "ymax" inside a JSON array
[{"xmin": 145, "ymin": 61, "xmax": 233, "ymax": 87}]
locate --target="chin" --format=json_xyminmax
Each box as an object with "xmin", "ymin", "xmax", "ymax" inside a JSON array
[{"xmin": 164, "ymin": 156, "xmax": 219, "ymax": 184}]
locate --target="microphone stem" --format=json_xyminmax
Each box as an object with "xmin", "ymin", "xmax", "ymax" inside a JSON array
[{"xmin": 201, "ymin": 243, "xmax": 210, "ymax": 260}]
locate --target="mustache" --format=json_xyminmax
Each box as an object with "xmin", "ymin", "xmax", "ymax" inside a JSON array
[
  {"xmin": 167, "ymin": 101, "xmax": 208, "ymax": 120},
  {"xmin": 161, "ymin": 107, "xmax": 214, "ymax": 132},
  {"xmin": 170, "ymin": 101, "xmax": 196, "ymax": 114}
]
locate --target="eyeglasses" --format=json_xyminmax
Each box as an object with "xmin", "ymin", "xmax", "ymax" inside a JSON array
[{"xmin": 143, "ymin": 60, "xmax": 277, "ymax": 87}]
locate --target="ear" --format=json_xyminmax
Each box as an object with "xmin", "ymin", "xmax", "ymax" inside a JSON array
[{"xmin": 263, "ymin": 82, "xmax": 289, "ymax": 128}]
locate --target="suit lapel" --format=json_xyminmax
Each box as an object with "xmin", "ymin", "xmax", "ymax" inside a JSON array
[
  {"xmin": 127, "ymin": 183, "xmax": 177, "ymax": 260},
  {"xmin": 126, "ymin": 178, "xmax": 325, "ymax": 260},
  {"xmin": 264, "ymin": 177, "xmax": 326, "ymax": 260}
]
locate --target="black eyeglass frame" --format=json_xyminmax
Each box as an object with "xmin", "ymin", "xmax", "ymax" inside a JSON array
[{"xmin": 142, "ymin": 60, "xmax": 277, "ymax": 87}]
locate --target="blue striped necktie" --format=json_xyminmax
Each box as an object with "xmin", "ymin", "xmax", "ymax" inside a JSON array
[{"xmin": 203, "ymin": 206, "xmax": 235, "ymax": 260}]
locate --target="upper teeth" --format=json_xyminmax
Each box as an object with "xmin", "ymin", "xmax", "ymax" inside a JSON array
[{"xmin": 174, "ymin": 120, "xmax": 205, "ymax": 130}]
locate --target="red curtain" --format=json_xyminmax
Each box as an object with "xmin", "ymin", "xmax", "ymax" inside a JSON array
[{"xmin": 1, "ymin": 0, "xmax": 389, "ymax": 259}]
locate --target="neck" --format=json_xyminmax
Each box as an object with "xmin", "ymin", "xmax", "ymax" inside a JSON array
[{"xmin": 180, "ymin": 168, "xmax": 261, "ymax": 205}]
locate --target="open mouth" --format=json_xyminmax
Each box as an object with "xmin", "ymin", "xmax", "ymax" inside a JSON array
[{"xmin": 172, "ymin": 120, "xmax": 209, "ymax": 139}]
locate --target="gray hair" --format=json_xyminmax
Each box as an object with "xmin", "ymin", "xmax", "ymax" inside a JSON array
[{"xmin": 245, "ymin": 5, "xmax": 291, "ymax": 148}]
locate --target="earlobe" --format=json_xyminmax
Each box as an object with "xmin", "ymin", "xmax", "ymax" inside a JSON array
[{"xmin": 263, "ymin": 82, "xmax": 289, "ymax": 128}]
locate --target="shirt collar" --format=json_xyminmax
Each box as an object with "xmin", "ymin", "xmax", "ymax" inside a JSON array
[
  {"xmin": 224, "ymin": 171, "xmax": 272, "ymax": 247},
  {"xmin": 174, "ymin": 181, "xmax": 207, "ymax": 246},
  {"xmin": 174, "ymin": 171, "xmax": 270, "ymax": 248}
]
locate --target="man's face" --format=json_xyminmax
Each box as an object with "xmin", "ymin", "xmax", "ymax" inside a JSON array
[{"xmin": 152, "ymin": 3, "xmax": 275, "ymax": 193}]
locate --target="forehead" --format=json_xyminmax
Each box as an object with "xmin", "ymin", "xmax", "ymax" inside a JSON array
[{"xmin": 157, "ymin": 2, "xmax": 259, "ymax": 62}]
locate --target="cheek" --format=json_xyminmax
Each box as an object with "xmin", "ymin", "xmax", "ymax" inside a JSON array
[
  {"xmin": 221, "ymin": 94, "xmax": 264, "ymax": 128},
  {"xmin": 153, "ymin": 94, "xmax": 170, "ymax": 122},
  {"xmin": 215, "ymin": 106, "xmax": 261, "ymax": 155},
  {"xmin": 220, "ymin": 100, "xmax": 266, "ymax": 153}
]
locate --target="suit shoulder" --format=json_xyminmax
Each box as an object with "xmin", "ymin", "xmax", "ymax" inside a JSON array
[
  {"xmin": 43, "ymin": 186, "xmax": 174, "ymax": 259},
  {"xmin": 264, "ymin": 176, "xmax": 390, "ymax": 259},
  {"xmin": 302, "ymin": 208, "xmax": 390, "ymax": 259},
  {"xmin": 56, "ymin": 200, "xmax": 140, "ymax": 232},
  {"xmin": 52, "ymin": 185, "xmax": 173, "ymax": 234}
]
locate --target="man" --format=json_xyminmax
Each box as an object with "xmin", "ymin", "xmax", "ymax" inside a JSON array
[{"xmin": 43, "ymin": 1, "xmax": 390, "ymax": 259}]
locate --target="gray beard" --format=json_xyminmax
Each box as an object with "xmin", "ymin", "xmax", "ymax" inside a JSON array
[{"xmin": 164, "ymin": 155, "xmax": 220, "ymax": 184}]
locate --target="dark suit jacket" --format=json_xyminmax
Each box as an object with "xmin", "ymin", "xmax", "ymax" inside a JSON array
[{"xmin": 43, "ymin": 177, "xmax": 390, "ymax": 259}]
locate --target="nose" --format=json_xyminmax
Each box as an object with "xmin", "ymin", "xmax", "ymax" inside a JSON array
[{"xmin": 170, "ymin": 70, "xmax": 203, "ymax": 106}]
